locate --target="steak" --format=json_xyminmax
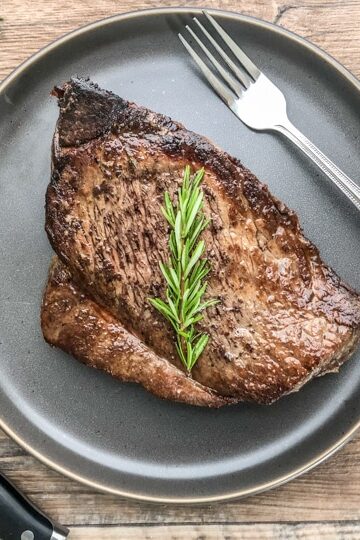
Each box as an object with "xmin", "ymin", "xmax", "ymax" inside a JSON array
[
  {"xmin": 42, "ymin": 257, "xmax": 230, "ymax": 407},
  {"xmin": 42, "ymin": 77, "xmax": 360, "ymax": 406}
]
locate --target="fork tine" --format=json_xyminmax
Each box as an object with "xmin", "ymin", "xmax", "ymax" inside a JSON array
[
  {"xmin": 185, "ymin": 25, "xmax": 243, "ymax": 98},
  {"xmin": 203, "ymin": 11, "xmax": 261, "ymax": 81},
  {"xmin": 193, "ymin": 17, "xmax": 251, "ymax": 89},
  {"xmin": 178, "ymin": 33, "xmax": 235, "ymax": 109}
]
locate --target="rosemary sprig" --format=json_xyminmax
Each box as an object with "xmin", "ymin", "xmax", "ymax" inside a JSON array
[{"xmin": 148, "ymin": 166, "xmax": 218, "ymax": 373}]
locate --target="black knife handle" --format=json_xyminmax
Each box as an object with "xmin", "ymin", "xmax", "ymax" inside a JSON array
[{"xmin": 0, "ymin": 472, "xmax": 68, "ymax": 539}]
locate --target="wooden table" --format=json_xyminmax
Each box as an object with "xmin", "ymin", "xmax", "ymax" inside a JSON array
[{"xmin": 1, "ymin": 1, "xmax": 359, "ymax": 538}]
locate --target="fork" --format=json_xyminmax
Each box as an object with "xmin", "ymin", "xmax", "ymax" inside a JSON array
[{"xmin": 179, "ymin": 12, "xmax": 360, "ymax": 211}]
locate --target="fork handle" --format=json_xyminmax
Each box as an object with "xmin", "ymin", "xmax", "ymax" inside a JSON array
[{"xmin": 274, "ymin": 120, "xmax": 360, "ymax": 211}]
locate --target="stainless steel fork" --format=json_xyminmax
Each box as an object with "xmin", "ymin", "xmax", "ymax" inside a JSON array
[{"xmin": 179, "ymin": 12, "xmax": 360, "ymax": 211}]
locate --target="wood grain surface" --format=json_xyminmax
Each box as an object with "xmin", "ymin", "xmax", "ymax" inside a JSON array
[{"xmin": 1, "ymin": 1, "xmax": 359, "ymax": 538}]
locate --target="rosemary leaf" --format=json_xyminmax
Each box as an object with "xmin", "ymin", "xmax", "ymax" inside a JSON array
[
  {"xmin": 184, "ymin": 240, "xmax": 205, "ymax": 279},
  {"xmin": 174, "ymin": 211, "xmax": 182, "ymax": 256}
]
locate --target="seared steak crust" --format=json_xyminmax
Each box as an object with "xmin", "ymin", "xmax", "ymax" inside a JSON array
[{"xmin": 42, "ymin": 77, "xmax": 360, "ymax": 406}]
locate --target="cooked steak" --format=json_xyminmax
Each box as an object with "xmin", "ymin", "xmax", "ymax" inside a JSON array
[
  {"xmin": 42, "ymin": 77, "xmax": 360, "ymax": 406},
  {"xmin": 42, "ymin": 257, "xmax": 230, "ymax": 407}
]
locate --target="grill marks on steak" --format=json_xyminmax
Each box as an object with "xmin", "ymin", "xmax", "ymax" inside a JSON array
[{"xmin": 42, "ymin": 77, "xmax": 360, "ymax": 406}]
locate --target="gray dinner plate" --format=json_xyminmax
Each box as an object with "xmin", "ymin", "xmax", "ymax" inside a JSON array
[{"xmin": 0, "ymin": 7, "xmax": 359, "ymax": 503}]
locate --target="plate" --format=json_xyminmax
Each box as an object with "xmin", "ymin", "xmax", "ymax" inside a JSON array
[{"xmin": 0, "ymin": 7, "xmax": 359, "ymax": 503}]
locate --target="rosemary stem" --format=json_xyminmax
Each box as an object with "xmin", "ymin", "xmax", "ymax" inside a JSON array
[{"xmin": 178, "ymin": 234, "xmax": 189, "ymax": 373}]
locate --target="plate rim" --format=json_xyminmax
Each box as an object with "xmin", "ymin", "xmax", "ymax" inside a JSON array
[{"xmin": 0, "ymin": 6, "xmax": 359, "ymax": 503}]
